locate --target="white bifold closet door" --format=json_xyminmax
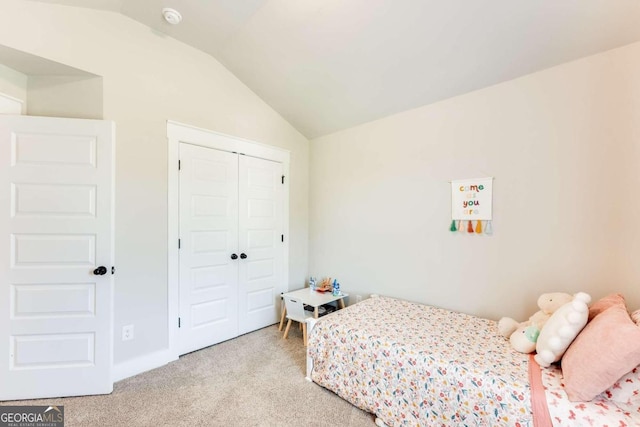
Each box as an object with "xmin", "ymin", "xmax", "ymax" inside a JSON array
[
  {"xmin": 178, "ymin": 143, "xmax": 283, "ymax": 355},
  {"xmin": 237, "ymin": 155, "xmax": 284, "ymax": 335}
]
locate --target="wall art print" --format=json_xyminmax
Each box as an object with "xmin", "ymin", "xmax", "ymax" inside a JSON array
[{"xmin": 450, "ymin": 177, "xmax": 493, "ymax": 235}]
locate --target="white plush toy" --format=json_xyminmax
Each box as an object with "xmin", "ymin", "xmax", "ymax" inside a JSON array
[
  {"xmin": 509, "ymin": 324, "xmax": 541, "ymax": 354},
  {"xmin": 498, "ymin": 292, "xmax": 573, "ymax": 354},
  {"xmin": 534, "ymin": 292, "xmax": 591, "ymax": 368}
]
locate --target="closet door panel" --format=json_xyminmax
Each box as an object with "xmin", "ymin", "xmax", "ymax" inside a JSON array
[
  {"xmin": 238, "ymin": 156, "xmax": 284, "ymax": 334},
  {"xmin": 179, "ymin": 143, "xmax": 239, "ymax": 355}
]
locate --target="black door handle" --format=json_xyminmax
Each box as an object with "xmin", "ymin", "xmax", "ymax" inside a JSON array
[
  {"xmin": 93, "ymin": 266, "xmax": 107, "ymax": 275},
  {"xmin": 230, "ymin": 253, "xmax": 238, "ymax": 260},
  {"xmin": 240, "ymin": 253, "xmax": 247, "ymax": 259}
]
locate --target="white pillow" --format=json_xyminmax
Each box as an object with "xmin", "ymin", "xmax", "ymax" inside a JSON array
[{"xmin": 534, "ymin": 292, "xmax": 591, "ymax": 368}]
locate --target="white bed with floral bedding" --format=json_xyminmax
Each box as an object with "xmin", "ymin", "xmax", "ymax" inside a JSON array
[{"xmin": 305, "ymin": 296, "xmax": 640, "ymax": 427}]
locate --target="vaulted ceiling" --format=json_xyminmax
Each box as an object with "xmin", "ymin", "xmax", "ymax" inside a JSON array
[{"xmin": 31, "ymin": 0, "xmax": 640, "ymax": 138}]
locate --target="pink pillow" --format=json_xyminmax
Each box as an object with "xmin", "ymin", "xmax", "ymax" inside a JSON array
[
  {"xmin": 588, "ymin": 293, "xmax": 626, "ymax": 321},
  {"xmin": 562, "ymin": 304, "xmax": 640, "ymax": 402},
  {"xmin": 632, "ymin": 309, "xmax": 640, "ymax": 326}
]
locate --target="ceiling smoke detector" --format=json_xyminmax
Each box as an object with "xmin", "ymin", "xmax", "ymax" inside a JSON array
[{"xmin": 162, "ymin": 8, "xmax": 182, "ymax": 25}]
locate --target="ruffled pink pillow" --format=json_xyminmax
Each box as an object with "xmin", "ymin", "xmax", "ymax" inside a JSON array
[
  {"xmin": 632, "ymin": 309, "xmax": 640, "ymax": 326},
  {"xmin": 588, "ymin": 293, "xmax": 626, "ymax": 322},
  {"xmin": 562, "ymin": 304, "xmax": 640, "ymax": 402}
]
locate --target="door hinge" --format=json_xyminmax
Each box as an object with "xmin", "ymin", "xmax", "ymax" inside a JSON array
[
  {"xmin": 281, "ymin": 175, "xmax": 285, "ymax": 184},
  {"xmin": 178, "ymin": 239, "xmax": 181, "ymax": 249},
  {"xmin": 178, "ymin": 317, "xmax": 181, "ymax": 328},
  {"xmin": 281, "ymin": 234, "xmax": 284, "ymax": 242},
  {"xmin": 178, "ymin": 160, "xmax": 181, "ymax": 170}
]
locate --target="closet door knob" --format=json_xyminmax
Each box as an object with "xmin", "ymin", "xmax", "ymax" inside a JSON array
[
  {"xmin": 240, "ymin": 253, "xmax": 247, "ymax": 259},
  {"xmin": 230, "ymin": 253, "xmax": 238, "ymax": 260},
  {"xmin": 93, "ymin": 266, "xmax": 107, "ymax": 275}
]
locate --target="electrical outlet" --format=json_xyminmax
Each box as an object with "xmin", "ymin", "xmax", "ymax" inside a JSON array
[
  {"xmin": 122, "ymin": 324, "xmax": 134, "ymax": 341},
  {"xmin": 355, "ymin": 294, "xmax": 363, "ymax": 303}
]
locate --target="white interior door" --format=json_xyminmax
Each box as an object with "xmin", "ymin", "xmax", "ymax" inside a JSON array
[
  {"xmin": 238, "ymin": 155, "xmax": 284, "ymax": 334},
  {"xmin": 0, "ymin": 115, "xmax": 114, "ymax": 400},
  {"xmin": 179, "ymin": 143, "xmax": 239, "ymax": 355}
]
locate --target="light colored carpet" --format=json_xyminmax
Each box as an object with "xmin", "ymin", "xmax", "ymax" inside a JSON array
[{"xmin": 1, "ymin": 325, "xmax": 375, "ymax": 427}]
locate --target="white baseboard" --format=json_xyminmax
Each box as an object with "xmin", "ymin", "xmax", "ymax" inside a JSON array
[{"xmin": 113, "ymin": 348, "xmax": 177, "ymax": 382}]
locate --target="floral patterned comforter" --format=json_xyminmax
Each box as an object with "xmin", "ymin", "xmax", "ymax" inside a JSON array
[{"xmin": 308, "ymin": 296, "xmax": 533, "ymax": 427}]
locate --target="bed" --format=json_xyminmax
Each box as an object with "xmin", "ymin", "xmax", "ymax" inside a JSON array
[{"xmin": 305, "ymin": 296, "xmax": 640, "ymax": 427}]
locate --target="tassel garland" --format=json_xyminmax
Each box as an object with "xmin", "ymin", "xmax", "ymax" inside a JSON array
[
  {"xmin": 449, "ymin": 220, "xmax": 493, "ymax": 236},
  {"xmin": 484, "ymin": 220, "xmax": 493, "ymax": 235}
]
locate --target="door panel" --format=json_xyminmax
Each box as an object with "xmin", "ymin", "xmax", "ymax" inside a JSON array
[
  {"xmin": 238, "ymin": 156, "xmax": 284, "ymax": 334},
  {"xmin": 11, "ymin": 333, "xmax": 94, "ymax": 368},
  {"xmin": 12, "ymin": 183, "xmax": 96, "ymax": 217},
  {"xmin": 11, "ymin": 283, "xmax": 95, "ymax": 317},
  {"xmin": 0, "ymin": 115, "xmax": 114, "ymax": 400},
  {"xmin": 12, "ymin": 234, "xmax": 96, "ymax": 266},
  {"xmin": 179, "ymin": 143, "xmax": 238, "ymax": 354}
]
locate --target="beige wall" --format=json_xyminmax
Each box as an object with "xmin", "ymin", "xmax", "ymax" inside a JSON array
[
  {"xmin": 0, "ymin": 63, "xmax": 26, "ymax": 111},
  {"xmin": 28, "ymin": 75, "xmax": 103, "ymax": 119},
  {"xmin": 0, "ymin": 0, "xmax": 309, "ymax": 365},
  {"xmin": 310, "ymin": 42, "xmax": 640, "ymax": 320}
]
